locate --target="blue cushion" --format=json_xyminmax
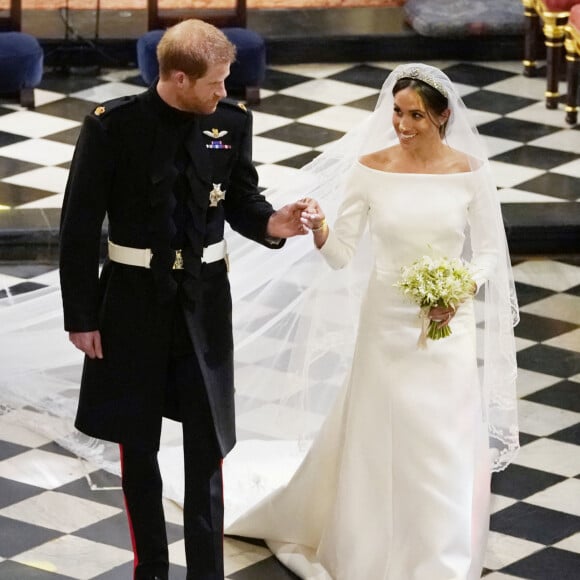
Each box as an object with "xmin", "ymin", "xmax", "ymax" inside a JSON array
[
  {"xmin": 0, "ymin": 32, "xmax": 43, "ymax": 91},
  {"xmin": 404, "ymin": 0, "xmax": 525, "ymax": 37},
  {"xmin": 136, "ymin": 28, "xmax": 266, "ymax": 89}
]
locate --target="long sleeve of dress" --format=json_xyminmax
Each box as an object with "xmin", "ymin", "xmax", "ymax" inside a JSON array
[
  {"xmin": 318, "ymin": 166, "xmax": 369, "ymax": 270},
  {"xmin": 468, "ymin": 168, "xmax": 501, "ymax": 291}
]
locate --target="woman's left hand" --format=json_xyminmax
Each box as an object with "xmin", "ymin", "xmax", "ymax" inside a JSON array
[{"xmin": 428, "ymin": 305, "xmax": 456, "ymax": 329}]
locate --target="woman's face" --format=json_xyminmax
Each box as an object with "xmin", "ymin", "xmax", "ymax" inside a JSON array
[{"xmin": 392, "ymin": 87, "xmax": 445, "ymax": 148}]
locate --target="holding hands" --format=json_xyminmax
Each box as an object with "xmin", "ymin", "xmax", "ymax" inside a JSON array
[{"xmin": 299, "ymin": 198, "xmax": 329, "ymax": 248}]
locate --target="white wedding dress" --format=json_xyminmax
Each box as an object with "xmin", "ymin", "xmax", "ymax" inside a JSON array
[{"xmin": 224, "ymin": 162, "xmax": 498, "ymax": 580}]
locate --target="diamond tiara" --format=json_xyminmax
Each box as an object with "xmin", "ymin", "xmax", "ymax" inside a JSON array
[{"xmin": 395, "ymin": 67, "xmax": 449, "ymax": 99}]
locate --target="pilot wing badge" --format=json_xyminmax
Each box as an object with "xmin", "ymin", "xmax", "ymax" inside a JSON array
[{"xmin": 203, "ymin": 128, "xmax": 232, "ymax": 150}]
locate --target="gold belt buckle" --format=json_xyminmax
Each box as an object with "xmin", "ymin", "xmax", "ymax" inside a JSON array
[{"xmin": 173, "ymin": 249, "xmax": 184, "ymax": 269}]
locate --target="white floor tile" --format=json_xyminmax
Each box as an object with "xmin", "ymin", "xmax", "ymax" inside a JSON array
[
  {"xmin": 551, "ymin": 158, "xmax": 580, "ymax": 178},
  {"xmin": 517, "ymin": 400, "xmax": 580, "ymax": 437},
  {"xmin": 299, "ymin": 104, "xmax": 371, "ymax": 133},
  {"xmin": 0, "ymin": 490, "xmax": 121, "ymax": 533},
  {"xmin": 5, "ymin": 166, "xmax": 69, "ymax": 196},
  {"xmin": 486, "ymin": 75, "xmax": 547, "ymax": 100},
  {"xmin": 71, "ymin": 81, "xmax": 146, "ymax": 103},
  {"xmin": 0, "ymin": 448, "xmax": 87, "ymax": 489},
  {"xmin": 469, "ymin": 108, "xmax": 501, "ymax": 128},
  {"xmin": 526, "ymin": 478, "xmax": 580, "ymax": 517},
  {"xmin": 256, "ymin": 163, "xmax": 301, "ymax": 190},
  {"xmin": 16, "ymin": 193, "xmax": 65, "ymax": 209},
  {"xmin": 490, "ymin": 493, "xmax": 518, "ymax": 514},
  {"xmin": 252, "ymin": 111, "xmax": 293, "ymax": 135},
  {"xmin": 279, "ymin": 79, "xmax": 378, "ymax": 106},
  {"xmin": 481, "ymin": 135, "xmax": 521, "ymax": 157},
  {"xmin": 529, "ymin": 129, "xmax": 580, "ymax": 154},
  {"xmin": 0, "ymin": 111, "xmax": 79, "ymax": 139},
  {"xmin": 543, "ymin": 328, "xmax": 580, "ymax": 353},
  {"xmin": 506, "ymin": 101, "xmax": 572, "ymax": 128},
  {"xmin": 497, "ymin": 188, "xmax": 565, "ymax": 203},
  {"xmin": 269, "ymin": 63, "xmax": 354, "ymax": 79},
  {"xmin": 0, "ymin": 138, "xmax": 75, "ymax": 166},
  {"xmin": 520, "ymin": 293, "xmax": 580, "ymax": 325},
  {"xmin": 252, "ymin": 136, "xmax": 311, "ymax": 164},
  {"xmin": 12, "ymin": 534, "xmax": 133, "ymax": 580},
  {"xmin": 168, "ymin": 538, "xmax": 187, "ymax": 567},
  {"xmin": 488, "ymin": 160, "xmax": 544, "ymax": 188},
  {"xmin": 516, "ymin": 368, "xmax": 559, "ymax": 398},
  {"xmin": 554, "ymin": 532, "xmax": 580, "ymax": 554},
  {"xmin": 484, "ymin": 531, "xmax": 543, "ymax": 571},
  {"xmin": 512, "ymin": 438, "xmax": 580, "ymax": 477},
  {"xmin": 512, "ymin": 260, "xmax": 580, "ymax": 292}
]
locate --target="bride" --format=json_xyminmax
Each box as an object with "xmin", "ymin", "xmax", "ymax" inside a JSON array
[{"xmin": 0, "ymin": 63, "xmax": 519, "ymax": 580}]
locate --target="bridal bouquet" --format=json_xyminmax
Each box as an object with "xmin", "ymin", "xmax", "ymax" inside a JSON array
[{"xmin": 395, "ymin": 256, "xmax": 475, "ymax": 343}]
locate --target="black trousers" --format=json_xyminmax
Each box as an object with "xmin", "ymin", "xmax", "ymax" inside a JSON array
[{"xmin": 120, "ymin": 353, "xmax": 224, "ymax": 580}]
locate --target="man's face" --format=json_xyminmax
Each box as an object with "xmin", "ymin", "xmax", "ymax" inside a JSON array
[{"xmin": 176, "ymin": 62, "xmax": 230, "ymax": 114}]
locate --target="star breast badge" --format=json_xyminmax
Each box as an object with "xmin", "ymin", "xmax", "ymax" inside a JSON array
[
  {"xmin": 209, "ymin": 183, "xmax": 226, "ymax": 207},
  {"xmin": 203, "ymin": 128, "xmax": 232, "ymax": 150}
]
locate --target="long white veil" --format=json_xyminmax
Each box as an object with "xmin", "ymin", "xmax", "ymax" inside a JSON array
[{"xmin": 0, "ymin": 64, "xmax": 519, "ymax": 524}]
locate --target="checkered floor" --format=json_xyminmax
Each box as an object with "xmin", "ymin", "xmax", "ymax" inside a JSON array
[{"xmin": 0, "ymin": 60, "xmax": 579, "ymax": 579}]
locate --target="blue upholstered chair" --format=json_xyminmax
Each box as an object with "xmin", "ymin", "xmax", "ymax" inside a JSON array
[
  {"xmin": 136, "ymin": 27, "xmax": 266, "ymax": 105},
  {"xmin": 0, "ymin": 31, "xmax": 44, "ymax": 108}
]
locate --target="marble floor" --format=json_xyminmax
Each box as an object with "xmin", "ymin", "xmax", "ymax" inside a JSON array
[{"xmin": 0, "ymin": 59, "xmax": 579, "ymax": 579}]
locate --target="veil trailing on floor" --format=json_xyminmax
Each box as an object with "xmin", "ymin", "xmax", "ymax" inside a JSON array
[{"xmin": 0, "ymin": 64, "xmax": 519, "ymax": 524}]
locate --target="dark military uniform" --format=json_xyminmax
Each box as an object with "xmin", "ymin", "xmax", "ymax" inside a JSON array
[{"xmin": 59, "ymin": 86, "xmax": 283, "ymax": 580}]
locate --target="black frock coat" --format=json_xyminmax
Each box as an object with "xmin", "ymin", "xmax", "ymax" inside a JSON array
[{"xmin": 59, "ymin": 86, "xmax": 283, "ymax": 456}]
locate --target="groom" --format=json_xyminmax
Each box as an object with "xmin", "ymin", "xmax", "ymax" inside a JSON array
[{"xmin": 59, "ymin": 19, "xmax": 307, "ymax": 580}]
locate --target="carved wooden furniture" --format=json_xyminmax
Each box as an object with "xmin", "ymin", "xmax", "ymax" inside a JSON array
[
  {"xmin": 521, "ymin": 0, "xmax": 578, "ymax": 108},
  {"xmin": 564, "ymin": 3, "xmax": 580, "ymax": 123}
]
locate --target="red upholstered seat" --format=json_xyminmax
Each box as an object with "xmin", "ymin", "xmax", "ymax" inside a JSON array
[
  {"xmin": 564, "ymin": 4, "xmax": 580, "ymax": 124},
  {"xmin": 543, "ymin": 0, "xmax": 577, "ymax": 10},
  {"xmin": 521, "ymin": 0, "xmax": 578, "ymax": 109},
  {"xmin": 570, "ymin": 4, "xmax": 580, "ymax": 27}
]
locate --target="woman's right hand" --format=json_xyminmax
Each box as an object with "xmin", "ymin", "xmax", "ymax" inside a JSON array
[{"xmin": 299, "ymin": 197, "xmax": 329, "ymax": 248}]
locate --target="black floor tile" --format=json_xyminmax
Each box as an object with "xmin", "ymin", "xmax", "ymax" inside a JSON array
[
  {"xmin": 502, "ymin": 546, "xmax": 580, "ymax": 580},
  {"xmin": 0, "ymin": 281, "xmax": 49, "ymax": 300},
  {"xmin": 259, "ymin": 122, "xmax": 344, "ymax": 148},
  {"xmin": 462, "ymin": 90, "xmax": 536, "ymax": 115},
  {"xmin": 518, "ymin": 431, "xmax": 541, "ymax": 446},
  {"xmin": 566, "ymin": 284, "xmax": 580, "ymax": 297},
  {"xmin": 38, "ymin": 71, "xmax": 108, "ymax": 95},
  {"xmin": 229, "ymin": 556, "xmax": 300, "ymax": 580},
  {"xmin": 514, "ymin": 312, "xmax": 577, "ymax": 342},
  {"xmin": 442, "ymin": 63, "xmax": 516, "ymax": 87},
  {"xmin": 42, "ymin": 126, "xmax": 82, "ymax": 146},
  {"xmin": 92, "ymin": 561, "xmax": 135, "ymax": 580},
  {"xmin": 524, "ymin": 381, "xmax": 580, "ymax": 413},
  {"xmin": 35, "ymin": 97, "xmax": 96, "ymax": 123},
  {"xmin": 514, "ymin": 282, "xmax": 555, "ymax": 307},
  {"xmin": 0, "ymin": 157, "xmax": 42, "ymax": 181},
  {"xmin": 328, "ymin": 64, "xmax": 392, "ymax": 89},
  {"xmin": 549, "ymin": 423, "xmax": 580, "ymax": 445},
  {"xmin": 0, "ymin": 262, "xmax": 57, "ymax": 278},
  {"xmin": 0, "ymin": 132, "xmax": 29, "ymax": 148},
  {"xmin": 345, "ymin": 93, "xmax": 380, "ymax": 111},
  {"xmin": 261, "ymin": 70, "xmax": 312, "ymax": 92},
  {"xmin": 254, "ymin": 94, "xmax": 327, "ymax": 119},
  {"xmin": 0, "ymin": 184, "xmax": 56, "ymax": 210},
  {"xmin": 477, "ymin": 117, "xmax": 560, "ymax": 143},
  {"xmin": 0, "ymin": 560, "xmax": 75, "ymax": 579},
  {"xmin": 277, "ymin": 150, "xmax": 321, "ymax": 169},
  {"xmin": 0, "ymin": 515, "xmax": 61, "ymax": 558},
  {"xmin": 0, "ymin": 439, "xmax": 32, "ymax": 461},
  {"xmin": 73, "ymin": 512, "xmax": 131, "ymax": 550},
  {"xmin": 513, "ymin": 173, "xmax": 580, "ymax": 201},
  {"xmin": 490, "ymin": 502, "xmax": 580, "ymax": 544},
  {"xmin": 491, "ymin": 464, "xmax": 566, "ymax": 500},
  {"xmin": 0, "ymin": 477, "xmax": 45, "ymax": 510},
  {"xmin": 517, "ymin": 344, "xmax": 580, "ymax": 378},
  {"xmin": 56, "ymin": 472, "xmax": 124, "ymax": 510},
  {"xmin": 492, "ymin": 145, "xmax": 578, "ymax": 171}
]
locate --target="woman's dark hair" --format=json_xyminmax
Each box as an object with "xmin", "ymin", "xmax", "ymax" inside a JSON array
[{"xmin": 392, "ymin": 77, "xmax": 449, "ymax": 138}]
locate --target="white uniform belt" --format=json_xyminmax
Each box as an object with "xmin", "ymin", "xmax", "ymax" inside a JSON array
[{"xmin": 108, "ymin": 239, "xmax": 227, "ymax": 269}]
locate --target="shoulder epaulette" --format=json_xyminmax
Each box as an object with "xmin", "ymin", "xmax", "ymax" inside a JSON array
[
  {"xmin": 219, "ymin": 98, "xmax": 249, "ymax": 114},
  {"xmin": 91, "ymin": 95, "xmax": 136, "ymax": 118}
]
